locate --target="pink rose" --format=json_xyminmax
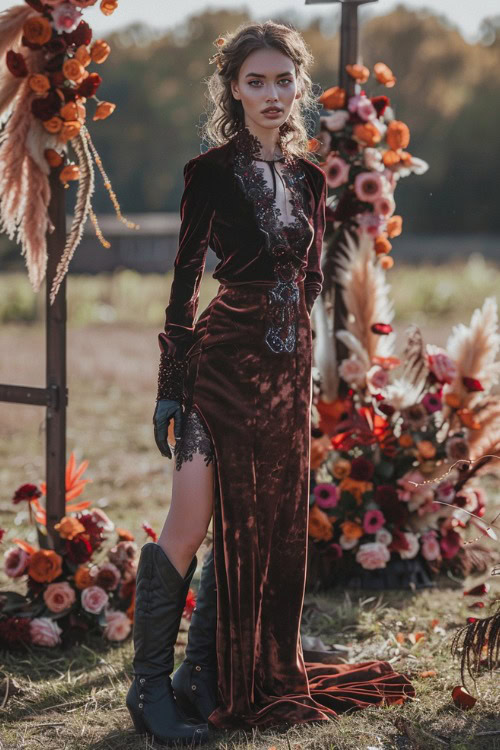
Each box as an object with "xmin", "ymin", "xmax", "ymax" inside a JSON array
[
  {"xmin": 355, "ymin": 542, "xmax": 391, "ymax": 569},
  {"xmin": 4, "ymin": 546, "xmax": 30, "ymax": 578},
  {"xmin": 43, "ymin": 581, "xmax": 76, "ymax": 613},
  {"xmin": 399, "ymin": 532, "xmax": 419, "ymax": 559},
  {"xmin": 51, "ymin": 3, "xmax": 82, "ymax": 33},
  {"xmin": 322, "ymin": 111, "xmax": 349, "ymax": 132},
  {"xmin": 95, "ymin": 561, "xmax": 121, "ymax": 591},
  {"xmin": 338, "ymin": 355, "xmax": 367, "ymax": 387},
  {"xmin": 366, "ymin": 365, "xmax": 389, "ymax": 394},
  {"xmin": 103, "ymin": 609, "xmax": 132, "ymax": 641},
  {"xmin": 81, "ymin": 585, "xmax": 109, "ymax": 614},
  {"xmin": 426, "ymin": 346, "xmax": 457, "ymax": 384},
  {"xmin": 421, "ymin": 531, "xmax": 440, "ymax": 561},
  {"xmin": 30, "ymin": 617, "xmax": 62, "ymax": 647}
]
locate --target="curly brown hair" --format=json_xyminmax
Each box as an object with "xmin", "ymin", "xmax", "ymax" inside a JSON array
[{"xmin": 200, "ymin": 20, "xmax": 322, "ymax": 160}]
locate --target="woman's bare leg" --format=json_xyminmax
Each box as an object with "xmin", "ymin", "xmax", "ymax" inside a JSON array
[{"xmin": 157, "ymin": 449, "xmax": 214, "ymax": 578}]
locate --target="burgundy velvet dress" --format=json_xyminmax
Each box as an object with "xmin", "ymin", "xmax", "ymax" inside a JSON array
[{"xmin": 158, "ymin": 126, "xmax": 415, "ymax": 729}]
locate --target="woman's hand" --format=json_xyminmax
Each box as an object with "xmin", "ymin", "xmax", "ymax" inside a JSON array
[{"xmin": 153, "ymin": 398, "xmax": 183, "ymax": 458}]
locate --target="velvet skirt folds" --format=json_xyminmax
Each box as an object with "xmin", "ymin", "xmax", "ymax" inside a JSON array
[{"xmin": 181, "ymin": 279, "xmax": 415, "ymax": 730}]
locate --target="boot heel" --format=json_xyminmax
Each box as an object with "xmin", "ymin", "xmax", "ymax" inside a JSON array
[{"xmin": 127, "ymin": 705, "xmax": 148, "ymax": 736}]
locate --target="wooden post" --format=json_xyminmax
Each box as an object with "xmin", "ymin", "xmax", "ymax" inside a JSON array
[
  {"xmin": 305, "ymin": 0, "xmax": 378, "ymax": 383},
  {"xmin": 0, "ymin": 170, "xmax": 67, "ymax": 551}
]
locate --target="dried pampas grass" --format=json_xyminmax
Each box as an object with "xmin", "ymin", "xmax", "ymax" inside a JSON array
[
  {"xmin": 0, "ymin": 5, "xmax": 37, "ymax": 122},
  {"xmin": 335, "ymin": 230, "xmax": 396, "ymax": 363}
]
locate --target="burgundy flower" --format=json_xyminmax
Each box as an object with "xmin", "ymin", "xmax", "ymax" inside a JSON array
[
  {"xmin": 389, "ymin": 528, "xmax": 410, "ymax": 553},
  {"xmin": 31, "ymin": 91, "xmax": 61, "ymax": 120},
  {"xmin": 45, "ymin": 52, "xmax": 65, "ymax": 73},
  {"xmin": 63, "ymin": 20, "xmax": 92, "ymax": 47},
  {"xmin": 375, "ymin": 485, "xmax": 409, "ymax": 525},
  {"xmin": 338, "ymin": 137, "xmax": 359, "ymax": 156},
  {"xmin": 422, "ymin": 392, "xmax": 442, "ymax": 414},
  {"xmin": 371, "ymin": 323, "xmax": 393, "ymax": 335},
  {"xmin": 45, "ymin": 38, "xmax": 67, "ymax": 56},
  {"xmin": 12, "ymin": 483, "xmax": 41, "ymax": 505},
  {"xmin": 0, "ymin": 616, "xmax": 32, "ymax": 647},
  {"xmin": 65, "ymin": 534, "xmax": 93, "ymax": 564},
  {"xmin": 462, "ymin": 376, "xmax": 484, "ymax": 392},
  {"xmin": 350, "ymin": 456, "xmax": 375, "ymax": 481},
  {"xmin": 76, "ymin": 512, "xmax": 105, "ymax": 550},
  {"xmin": 76, "ymin": 72, "xmax": 101, "ymax": 98},
  {"xmin": 378, "ymin": 402, "xmax": 395, "ymax": 417},
  {"xmin": 371, "ymin": 95, "xmax": 390, "ymax": 117},
  {"xmin": 6, "ymin": 50, "xmax": 28, "ymax": 78},
  {"xmin": 332, "ymin": 193, "xmax": 359, "ymax": 222}
]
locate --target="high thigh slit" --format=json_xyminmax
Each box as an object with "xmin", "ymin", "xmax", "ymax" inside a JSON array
[{"xmin": 157, "ymin": 126, "xmax": 416, "ymax": 730}]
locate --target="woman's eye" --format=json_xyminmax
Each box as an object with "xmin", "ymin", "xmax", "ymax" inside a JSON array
[{"xmin": 248, "ymin": 79, "xmax": 293, "ymax": 86}]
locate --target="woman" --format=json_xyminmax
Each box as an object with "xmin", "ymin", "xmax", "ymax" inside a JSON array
[{"xmin": 126, "ymin": 20, "xmax": 415, "ymax": 746}]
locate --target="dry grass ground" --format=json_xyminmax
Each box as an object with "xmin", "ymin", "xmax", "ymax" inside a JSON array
[{"xmin": 0, "ymin": 267, "xmax": 499, "ymax": 749}]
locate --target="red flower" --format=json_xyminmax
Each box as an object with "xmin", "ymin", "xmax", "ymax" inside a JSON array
[
  {"xmin": 12, "ymin": 483, "xmax": 41, "ymax": 505},
  {"xmin": 462, "ymin": 376, "xmax": 484, "ymax": 392},
  {"xmin": 371, "ymin": 323, "xmax": 393, "ymax": 335},
  {"xmin": 378, "ymin": 402, "xmax": 395, "ymax": 417},
  {"xmin": 375, "ymin": 485, "xmax": 409, "ymax": 525},
  {"xmin": 63, "ymin": 20, "xmax": 92, "ymax": 47},
  {"xmin": 31, "ymin": 91, "xmax": 61, "ymax": 121},
  {"xmin": 142, "ymin": 521, "xmax": 158, "ymax": 543},
  {"xmin": 388, "ymin": 528, "xmax": 410, "ymax": 553},
  {"xmin": 6, "ymin": 50, "xmax": 28, "ymax": 78},
  {"xmin": 350, "ymin": 456, "xmax": 375, "ymax": 481},
  {"xmin": 0, "ymin": 617, "xmax": 32, "ymax": 647},
  {"xmin": 76, "ymin": 72, "xmax": 101, "ymax": 98},
  {"xmin": 65, "ymin": 534, "xmax": 93, "ymax": 564},
  {"xmin": 45, "ymin": 38, "xmax": 67, "ymax": 56},
  {"xmin": 464, "ymin": 582, "xmax": 489, "ymax": 596},
  {"xmin": 76, "ymin": 512, "xmax": 105, "ymax": 550},
  {"xmin": 183, "ymin": 588, "xmax": 196, "ymax": 620},
  {"xmin": 371, "ymin": 95, "xmax": 390, "ymax": 116},
  {"xmin": 440, "ymin": 529, "xmax": 461, "ymax": 559}
]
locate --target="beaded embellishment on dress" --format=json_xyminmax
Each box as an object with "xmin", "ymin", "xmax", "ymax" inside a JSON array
[
  {"xmin": 174, "ymin": 407, "xmax": 215, "ymax": 473},
  {"xmin": 231, "ymin": 126, "xmax": 312, "ymax": 354}
]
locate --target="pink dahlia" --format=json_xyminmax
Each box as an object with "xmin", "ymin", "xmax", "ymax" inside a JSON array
[
  {"xmin": 325, "ymin": 154, "xmax": 350, "ymax": 189},
  {"xmin": 363, "ymin": 509, "xmax": 385, "ymax": 534},
  {"xmin": 4, "ymin": 546, "xmax": 30, "ymax": 578},
  {"xmin": 422, "ymin": 392, "xmax": 442, "ymax": 414},
  {"xmin": 313, "ymin": 483, "xmax": 340, "ymax": 509},
  {"xmin": 373, "ymin": 195, "xmax": 395, "ymax": 217},
  {"xmin": 354, "ymin": 172, "xmax": 383, "ymax": 203}
]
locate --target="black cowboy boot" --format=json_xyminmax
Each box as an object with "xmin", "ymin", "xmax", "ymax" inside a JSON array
[
  {"xmin": 126, "ymin": 542, "xmax": 209, "ymax": 746},
  {"xmin": 171, "ymin": 546, "xmax": 218, "ymax": 723}
]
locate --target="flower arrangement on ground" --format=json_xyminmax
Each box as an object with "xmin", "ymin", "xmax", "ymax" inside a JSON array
[
  {"xmin": 0, "ymin": 0, "xmax": 137, "ymax": 304},
  {"xmin": 0, "ymin": 453, "xmax": 195, "ymax": 649},
  {"xmin": 307, "ymin": 231, "xmax": 500, "ymax": 589}
]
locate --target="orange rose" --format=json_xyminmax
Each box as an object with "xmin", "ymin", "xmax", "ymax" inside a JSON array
[
  {"xmin": 353, "ymin": 122, "xmax": 381, "ymax": 147},
  {"xmin": 54, "ymin": 516, "xmax": 86, "ymax": 540},
  {"xmin": 62, "ymin": 59, "xmax": 86, "ymax": 83},
  {"xmin": 28, "ymin": 73, "xmax": 50, "ymax": 95},
  {"xmin": 399, "ymin": 433, "xmax": 413, "ymax": 448},
  {"xmin": 444, "ymin": 392, "xmax": 461, "ymax": 409},
  {"xmin": 387, "ymin": 215, "xmax": 403, "ymax": 238},
  {"xmin": 332, "ymin": 458, "xmax": 351, "ymax": 480},
  {"xmin": 346, "ymin": 64, "xmax": 369, "ymax": 83},
  {"xmin": 379, "ymin": 255, "xmax": 394, "ymax": 270},
  {"xmin": 60, "ymin": 101, "xmax": 79, "ymax": 120},
  {"xmin": 75, "ymin": 45, "xmax": 91, "ymax": 67},
  {"xmin": 399, "ymin": 151, "xmax": 413, "ymax": 166},
  {"xmin": 117, "ymin": 528, "xmax": 135, "ymax": 541},
  {"xmin": 382, "ymin": 149, "xmax": 400, "ymax": 167},
  {"xmin": 44, "ymin": 148, "xmax": 63, "ymax": 168},
  {"xmin": 93, "ymin": 101, "xmax": 116, "ymax": 120},
  {"xmin": 43, "ymin": 116, "xmax": 63, "ymax": 134},
  {"xmin": 91, "ymin": 39, "xmax": 111, "ymax": 64},
  {"xmin": 308, "ymin": 505, "xmax": 334, "ymax": 542},
  {"xmin": 417, "ymin": 440, "xmax": 436, "ymax": 459},
  {"xmin": 23, "ymin": 16, "xmax": 52, "ymax": 46},
  {"xmin": 59, "ymin": 119, "xmax": 82, "ymax": 141},
  {"xmin": 59, "ymin": 164, "xmax": 80, "ymax": 183},
  {"xmin": 310, "ymin": 436, "xmax": 330, "ymax": 470},
  {"xmin": 28, "ymin": 549, "xmax": 63, "ymax": 583},
  {"xmin": 319, "ymin": 85, "xmax": 346, "ymax": 110},
  {"xmin": 339, "ymin": 477, "xmax": 373, "ymax": 504},
  {"xmin": 374, "ymin": 235, "xmax": 392, "ymax": 255},
  {"xmin": 74, "ymin": 565, "xmax": 96, "ymax": 590},
  {"xmin": 374, "ymin": 62, "xmax": 396, "ymax": 87},
  {"xmin": 100, "ymin": 0, "xmax": 118, "ymax": 15},
  {"xmin": 340, "ymin": 520, "xmax": 364, "ymax": 540},
  {"xmin": 386, "ymin": 120, "xmax": 410, "ymax": 150}
]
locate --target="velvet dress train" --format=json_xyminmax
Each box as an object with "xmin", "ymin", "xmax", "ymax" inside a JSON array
[{"xmin": 157, "ymin": 126, "xmax": 415, "ymax": 730}]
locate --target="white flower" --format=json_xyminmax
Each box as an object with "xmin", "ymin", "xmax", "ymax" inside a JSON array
[
  {"xmin": 400, "ymin": 532, "xmax": 420, "ymax": 559},
  {"xmin": 322, "ymin": 111, "xmax": 350, "ymax": 132},
  {"xmin": 363, "ymin": 148, "xmax": 384, "ymax": 172},
  {"xmin": 375, "ymin": 527, "xmax": 392, "ymax": 546},
  {"xmin": 339, "ymin": 534, "xmax": 358, "ymax": 550}
]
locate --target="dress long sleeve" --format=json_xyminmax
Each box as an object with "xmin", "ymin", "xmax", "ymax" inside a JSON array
[
  {"xmin": 304, "ymin": 169, "xmax": 326, "ymax": 315},
  {"xmin": 157, "ymin": 158, "xmax": 215, "ymax": 402}
]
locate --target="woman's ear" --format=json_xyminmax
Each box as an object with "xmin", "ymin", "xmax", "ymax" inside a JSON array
[{"xmin": 231, "ymin": 81, "xmax": 241, "ymax": 101}]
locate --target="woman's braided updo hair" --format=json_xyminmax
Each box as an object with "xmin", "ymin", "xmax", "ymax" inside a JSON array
[{"xmin": 202, "ymin": 20, "xmax": 321, "ymax": 160}]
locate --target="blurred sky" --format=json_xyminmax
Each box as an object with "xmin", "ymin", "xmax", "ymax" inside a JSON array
[{"xmin": 0, "ymin": 1, "xmax": 498, "ymax": 43}]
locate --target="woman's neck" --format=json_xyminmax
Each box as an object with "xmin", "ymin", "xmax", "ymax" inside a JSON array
[{"xmin": 243, "ymin": 121, "xmax": 282, "ymax": 160}]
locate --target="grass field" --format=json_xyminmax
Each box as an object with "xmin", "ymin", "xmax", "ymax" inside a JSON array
[{"xmin": 0, "ymin": 266, "xmax": 499, "ymax": 749}]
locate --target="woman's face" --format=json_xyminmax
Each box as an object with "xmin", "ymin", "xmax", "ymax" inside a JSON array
[{"xmin": 231, "ymin": 47, "xmax": 301, "ymax": 133}]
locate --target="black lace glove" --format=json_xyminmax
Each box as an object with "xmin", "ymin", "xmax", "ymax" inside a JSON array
[{"xmin": 153, "ymin": 399, "xmax": 183, "ymax": 459}]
